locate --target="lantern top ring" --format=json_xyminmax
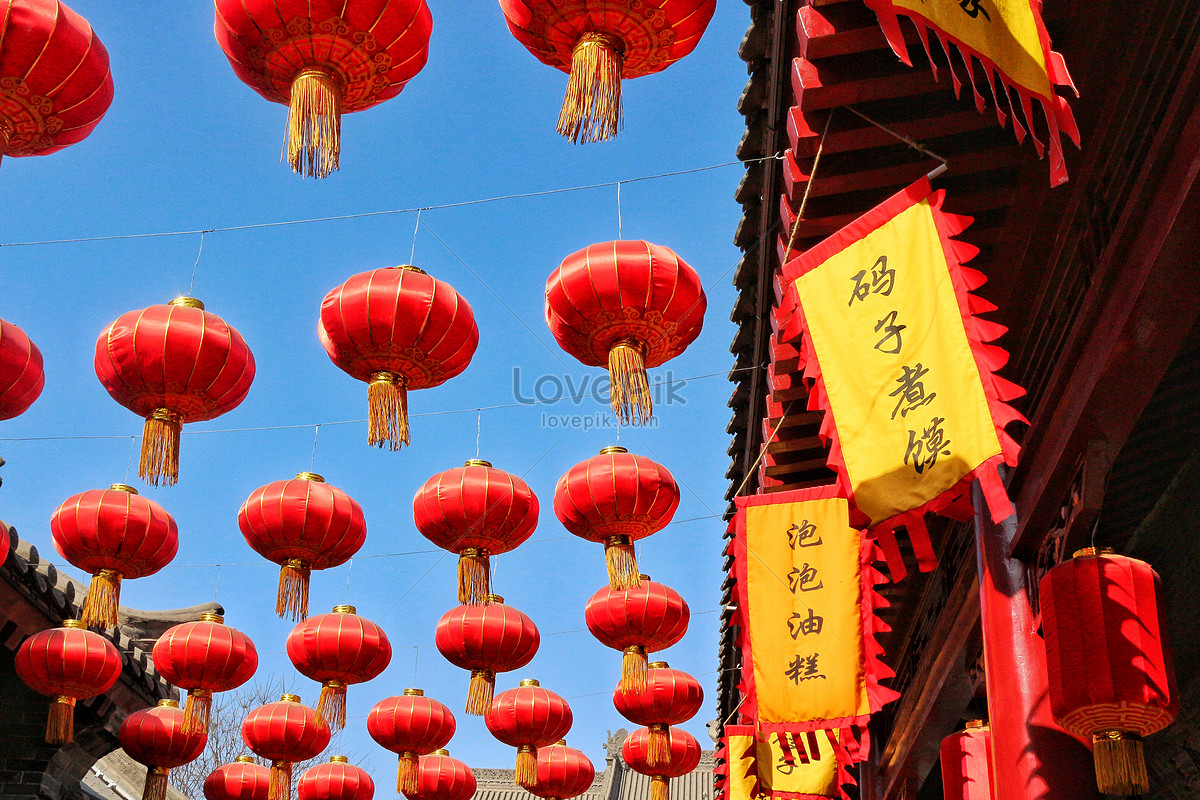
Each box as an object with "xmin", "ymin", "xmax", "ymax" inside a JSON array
[
  {"xmin": 520, "ymin": 678, "xmax": 540, "ymax": 687},
  {"xmin": 280, "ymin": 693, "xmax": 301, "ymax": 703},
  {"xmin": 168, "ymin": 297, "xmax": 205, "ymax": 310},
  {"xmin": 404, "ymin": 688, "xmax": 424, "ymax": 696},
  {"xmin": 487, "ymin": 594, "xmax": 505, "ymax": 603},
  {"xmin": 464, "ymin": 459, "xmax": 493, "ymax": 468},
  {"xmin": 236, "ymin": 755, "xmax": 256, "ymax": 764},
  {"xmin": 394, "ymin": 264, "xmax": 428, "ymax": 275},
  {"xmin": 158, "ymin": 698, "xmax": 180, "ymax": 708},
  {"xmin": 600, "ymin": 445, "xmax": 628, "ymax": 455},
  {"xmin": 434, "ymin": 749, "xmax": 450, "ymax": 756},
  {"xmin": 62, "ymin": 619, "xmax": 86, "ymax": 630},
  {"xmin": 648, "ymin": 661, "xmax": 669, "ymax": 669},
  {"xmin": 329, "ymin": 755, "xmax": 349, "ymax": 763},
  {"xmin": 200, "ymin": 612, "xmax": 225, "ymax": 623},
  {"xmin": 109, "ymin": 483, "xmax": 138, "ymax": 494},
  {"xmin": 296, "ymin": 472, "xmax": 326, "ymax": 483},
  {"xmin": 1072, "ymin": 546, "xmax": 1116, "ymax": 558},
  {"xmin": 332, "ymin": 605, "xmax": 356, "ymax": 614},
  {"xmin": 965, "ymin": 719, "xmax": 988, "ymax": 729}
]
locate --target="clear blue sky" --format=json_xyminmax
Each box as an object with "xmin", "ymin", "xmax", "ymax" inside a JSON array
[{"xmin": 0, "ymin": 0, "xmax": 754, "ymax": 776}]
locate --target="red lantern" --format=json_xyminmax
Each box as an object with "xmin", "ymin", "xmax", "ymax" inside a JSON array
[
  {"xmin": 214, "ymin": 0, "xmax": 432, "ymax": 178},
  {"xmin": 529, "ymin": 741, "xmax": 595, "ymax": 800},
  {"xmin": 51, "ymin": 484, "xmax": 178, "ymax": 628},
  {"xmin": 435, "ymin": 594, "xmax": 540, "ymax": 715},
  {"xmin": 555, "ymin": 447, "xmax": 680, "ymax": 589},
  {"xmin": 484, "ymin": 679, "xmax": 573, "ymax": 789},
  {"xmin": 119, "ymin": 699, "xmax": 208, "ymax": 800},
  {"xmin": 205, "ymin": 756, "xmax": 271, "ymax": 800},
  {"xmin": 940, "ymin": 721, "xmax": 993, "ymax": 800},
  {"xmin": 0, "ymin": 0, "xmax": 113, "ymax": 169},
  {"xmin": 298, "ymin": 756, "xmax": 375, "ymax": 800},
  {"xmin": 287, "ymin": 604, "xmax": 391, "ymax": 730},
  {"xmin": 152, "ymin": 612, "xmax": 258, "ymax": 735},
  {"xmin": 499, "ymin": 1, "xmax": 716, "ymax": 143},
  {"xmin": 403, "ymin": 750, "xmax": 476, "ymax": 800},
  {"xmin": 1040, "ymin": 548, "xmax": 1178, "ymax": 796},
  {"xmin": 367, "ymin": 689, "xmax": 456, "ymax": 795},
  {"xmin": 584, "ymin": 576, "xmax": 689, "ymax": 693},
  {"xmin": 242, "ymin": 694, "xmax": 331, "ymax": 800},
  {"xmin": 14, "ymin": 619, "xmax": 122, "ymax": 744},
  {"xmin": 238, "ymin": 472, "xmax": 366, "ymax": 620},
  {"xmin": 613, "ymin": 662, "xmax": 702, "ymax": 767},
  {"xmin": 545, "ymin": 241, "xmax": 706, "ymax": 424},
  {"xmin": 622, "ymin": 726, "xmax": 701, "ymax": 800},
  {"xmin": 413, "ymin": 460, "xmax": 539, "ymax": 605},
  {"xmin": 319, "ymin": 266, "xmax": 478, "ymax": 450},
  {"xmin": 94, "ymin": 298, "xmax": 255, "ymax": 486},
  {"xmin": 0, "ymin": 317, "xmax": 43, "ymax": 420}
]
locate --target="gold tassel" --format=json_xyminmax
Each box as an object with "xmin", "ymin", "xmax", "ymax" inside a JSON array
[
  {"xmin": 622, "ymin": 645, "xmax": 648, "ymax": 694},
  {"xmin": 604, "ymin": 535, "xmax": 640, "ymax": 590},
  {"xmin": 515, "ymin": 745, "xmax": 538, "ymax": 789},
  {"xmin": 45, "ymin": 696, "xmax": 75, "ymax": 744},
  {"xmin": 607, "ymin": 340, "xmax": 652, "ymax": 425},
  {"xmin": 557, "ymin": 32, "xmax": 624, "ymax": 144},
  {"xmin": 183, "ymin": 689, "xmax": 213, "ymax": 735},
  {"xmin": 316, "ymin": 681, "xmax": 347, "ymax": 731},
  {"xmin": 398, "ymin": 751, "xmax": 421, "ymax": 794},
  {"xmin": 142, "ymin": 767, "xmax": 170, "ymax": 800},
  {"xmin": 368, "ymin": 372, "xmax": 409, "ymax": 450},
  {"xmin": 140, "ymin": 409, "xmax": 181, "ymax": 486},
  {"xmin": 268, "ymin": 762, "xmax": 292, "ymax": 800},
  {"xmin": 647, "ymin": 724, "xmax": 671, "ymax": 768},
  {"xmin": 1092, "ymin": 731, "xmax": 1149, "ymax": 795},
  {"xmin": 285, "ymin": 66, "xmax": 342, "ymax": 178},
  {"xmin": 458, "ymin": 549, "xmax": 490, "ymax": 605},
  {"xmin": 81, "ymin": 569, "xmax": 122, "ymax": 628},
  {"xmin": 276, "ymin": 559, "xmax": 310, "ymax": 620},
  {"xmin": 466, "ymin": 669, "xmax": 495, "ymax": 716},
  {"xmin": 0, "ymin": 118, "xmax": 10, "ymax": 171},
  {"xmin": 650, "ymin": 776, "xmax": 669, "ymax": 800}
]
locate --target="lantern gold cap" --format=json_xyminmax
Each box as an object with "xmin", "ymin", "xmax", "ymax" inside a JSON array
[
  {"xmin": 648, "ymin": 661, "xmax": 669, "ymax": 669},
  {"xmin": 487, "ymin": 594, "xmax": 505, "ymax": 604},
  {"xmin": 433, "ymin": 749, "xmax": 450, "ymax": 757},
  {"xmin": 158, "ymin": 699, "xmax": 180, "ymax": 708},
  {"xmin": 329, "ymin": 756, "xmax": 349, "ymax": 764},
  {"xmin": 199, "ymin": 612, "xmax": 225, "ymax": 623},
  {"xmin": 965, "ymin": 719, "xmax": 987, "ymax": 729},
  {"xmin": 296, "ymin": 472, "xmax": 325, "ymax": 483},
  {"xmin": 61, "ymin": 619, "xmax": 86, "ymax": 630},
  {"xmin": 108, "ymin": 483, "xmax": 138, "ymax": 494},
  {"xmin": 168, "ymin": 297, "xmax": 205, "ymax": 309},
  {"xmin": 639, "ymin": 574, "xmax": 651, "ymax": 581},
  {"xmin": 404, "ymin": 688, "xmax": 424, "ymax": 696},
  {"xmin": 520, "ymin": 678, "xmax": 540, "ymax": 687},
  {"xmin": 280, "ymin": 693, "xmax": 301, "ymax": 703},
  {"xmin": 332, "ymin": 605, "xmax": 356, "ymax": 614},
  {"xmin": 236, "ymin": 756, "xmax": 256, "ymax": 764},
  {"xmin": 554, "ymin": 739, "xmax": 567, "ymax": 746},
  {"xmin": 396, "ymin": 264, "xmax": 427, "ymax": 275},
  {"xmin": 600, "ymin": 446, "xmax": 628, "ymax": 455},
  {"xmin": 465, "ymin": 459, "xmax": 492, "ymax": 468},
  {"xmin": 1072, "ymin": 546, "xmax": 1115, "ymax": 559}
]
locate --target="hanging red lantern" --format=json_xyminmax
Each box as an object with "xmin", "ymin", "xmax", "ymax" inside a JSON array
[
  {"xmin": 287, "ymin": 604, "xmax": 391, "ymax": 730},
  {"xmin": 584, "ymin": 576, "xmax": 689, "ymax": 693},
  {"xmin": 152, "ymin": 612, "xmax": 258, "ymax": 735},
  {"xmin": 213, "ymin": 0, "xmax": 432, "ymax": 178},
  {"xmin": 613, "ymin": 662, "xmax": 702, "ymax": 767},
  {"xmin": 435, "ymin": 594, "xmax": 540, "ymax": 715},
  {"xmin": 94, "ymin": 297, "xmax": 255, "ymax": 486},
  {"xmin": 555, "ymin": 447, "xmax": 680, "ymax": 589},
  {"xmin": 242, "ymin": 694, "xmax": 331, "ymax": 800},
  {"xmin": 50, "ymin": 484, "xmax": 178, "ymax": 629},
  {"xmin": 529, "ymin": 741, "xmax": 595, "ymax": 800},
  {"xmin": 14, "ymin": 619, "xmax": 122, "ymax": 744},
  {"xmin": 403, "ymin": 750, "xmax": 476, "ymax": 800},
  {"xmin": 622, "ymin": 726, "xmax": 700, "ymax": 800},
  {"xmin": 498, "ymin": 1, "xmax": 716, "ymax": 143},
  {"xmin": 0, "ymin": 0, "xmax": 113, "ymax": 170},
  {"xmin": 413, "ymin": 460, "xmax": 539, "ymax": 605},
  {"xmin": 238, "ymin": 472, "xmax": 366, "ymax": 620},
  {"xmin": 485, "ymin": 679, "xmax": 573, "ymax": 789},
  {"xmin": 940, "ymin": 721, "xmax": 993, "ymax": 800},
  {"xmin": 0, "ymin": 317, "xmax": 43, "ymax": 420},
  {"xmin": 319, "ymin": 266, "xmax": 478, "ymax": 450},
  {"xmin": 205, "ymin": 756, "xmax": 271, "ymax": 800},
  {"xmin": 298, "ymin": 756, "xmax": 375, "ymax": 800},
  {"xmin": 1040, "ymin": 548, "xmax": 1178, "ymax": 796},
  {"xmin": 119, "ymin": 699, "xmax": 208, "ymax": 800},
  {"xmin": 367, "ymin": 689, "xmax": 457, "ymax": 795},
  {"xmin": 545, "ymin": 241, "xmax": 706, "ymax": 424}
]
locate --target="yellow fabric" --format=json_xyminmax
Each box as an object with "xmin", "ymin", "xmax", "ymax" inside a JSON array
[
  {"xmin": 726, "ymin": 731, "xmax": 839, "ymax": 799},
  {"xmin": 794, "ymin": 199, "xmax": 1002, "ymax": 526}
]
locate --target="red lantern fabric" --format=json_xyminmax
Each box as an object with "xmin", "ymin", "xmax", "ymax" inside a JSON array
[
  {"xmin": 529, "ymin": 741, "xmax": 595, "ymax": 800},
  {"xmin": 0, "ymin": 317, "xmax": 43, "ymax": 420},
  {"xmin": 613, "ymin": 662, "xmax": 702, "ymax": 767},
  {"xmin": 119, "ymin": 699, "xmax": 208, "ymax": 800},
  {"xmin": 14, "ymin": 619, "xmax": 121, "ymax": 744},
  {"xmin": 51, "ymin": 484, "xmax": 178, "ymax": 628},
  {"xmin": 205, "ymin": 757, "xmax": 271, "ymax": 800},
  {"xmin": 484, "ymin": 679, "xmax": 573, "ymax": 789},
  {"xmin": 319, "ymin": 266, "xmax": 478, "ymax": 450},
  {"xmin": 238, "ymin": 472, "xmax": 366, "ymax": 620},
  {"xmin": 545, "ymin": 241, "xmax": 706, "ymax": 424},
  {"xmin": 585, "ymin": 576, "xmax": 689, "ymax": 693},
  {"xmin": 940, "ymin": 722, "xmax": 993, "ymax": 800},
  {"xmin": 214, "ymin": 0, "xmax": 432, "ymax": 178},
  {"xmin": 287, "ymin": 605, "xmax": 391, "ymax": 730},
  {"xmin": 298, "ymin": 757, "xmax": 375, "ymax": 800},
  {"xmin": 367, "ymin": 689, "xmax": 457, "ymax": 795},
  {"xmin": 403, "ymin": 750, "xmax": 476, "ymax": 800},
  {"xmin": 413, "ymin": 460, "xmax": 539, "ymax": 605},
  {"xmin": 499, "ymin": 0, "xmax": 716, "ymax": 143},
  {"xmin": 94, "ymin": 298, "xmax": 255, "ymax": 486},
  {"xmin": 435, "ymin": 595, "xmax": 540, "ymax": 715},
  {"xmin": 622, "ymin": 726, "xmax": 701, "ymax": 800},
  {"xmin": 242, "ymin": 694, "xmax": 331, "ymax": 800},
  {"xmin": 152, "ymin": 612, "xmax": 258, "ymax": 735}
]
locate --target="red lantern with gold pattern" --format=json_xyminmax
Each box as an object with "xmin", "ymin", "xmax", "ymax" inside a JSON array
[
  {"xmin": 435, "ymin": 594, "xmax": 540, "ymax": 715},
  {"xmin": 367, "ymin": 689, "xmax": 456, "ymax": 795},
  {"xmin": 119, "ymin": 699, "xmax": 208, "ymax": 800},
  {"xmin": 14, "ymin": 619, "xmax": 121, "ymax": 744},
  {"xmin": 152, "ymin": 612, "xmax": 259, "ymax": 735},
  {"xmin": 298, "ymin": 756, "xmax": 375, "ymax": 800},
  {"xmin": 287, "ymin": 605, "xmax": 391, "ymax": 730},
  {"xmin": 403, "ymin": 750, "xmax": 476, "ymax": 800},
  {"xmin": 529, "ymin": 741, "xmax": 595, "ymax": 800},
  {"xmin": 613, "ymin": 662, "xmax": 702, "ymax": 767},
  {"xmin": 622, "ymin": 726, "xmax": 700, "ymax": 800},
  {"xmin": 0, "ymin": 317, "xmax": 43, "ymax": 419},
  {"xmin": 242, "ymin": 694, "xmax": 331, "ymax": 800},
  {"xmin": 238, "ymin": 472, "xmax": 366, "ymax": 620},
  {"xmin": 940, "ymin": 721, "xmax": 993, "ymax": 800},
  {"xmin": 319, "ymin": 266, "xmax": 478, "ymax": 450},
  {"xmin": 1040, "ymin": 548, "xmax": 1178, "ymax": 796},
  {"xmin": 585, "ymin": 576, "xmax": 688, "ymax": 693},
  {"xmin": 413, "ymin": 460, "xmax": 539, "ymax": 605},
  {"xmin": 94, "ymin": 297, "xmax": 255, "ymax": 486},
  {"xmin": 485, "ymin": 679, "xmax": 573, "ymax": 789},
  {"xmin": 205, "ymin": 756, "xmax": 271, "ymax": 800},
  {"xmin": 214, "ymin": 0, "xmax": 432, "ymax": 178}
]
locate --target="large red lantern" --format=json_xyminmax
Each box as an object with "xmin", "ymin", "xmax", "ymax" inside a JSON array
[
  {"xmin": 435, "ymin": 594, "xmax": 540, "ymax": 715},
  {"xmin": 499, "ymin": 1, "xmax": 716, "ymax": 143},
  {"xmin": 205, "ymin": 756, "xmax": 271, "ymax": 800},
  {"xmin": 367, "ymin": 689, "xmax": 457, "ymax": 795},
  {"xmin": 94, "ymin": 298, "xmax": 255, "ymax": 486},
  {"xmin": 51, "ymin": 484, "xmax": 178, "ymax": 628},
  {"xmin": 485, "ymin": 679, "xmax": 573, "ymax": 789},
  {"xmin": 1040, "ymin": 548, "xmax": 1178, "ymax": 796},
  {"xmin": 0, "ymin": 317, "xmax": 43, "ymax": 419},
  {"xmin": 545, "ymin": 241, "xmax": 706, "ymax": 424},
  {"xmin": 14, "ymin": 619, "xmax": 122, "ymax": 744},
  {"xmin": 529, "ymin": 741, "xmax": 595, "ymax": 800},
  {"xmin": 555, "ymin": 447, "xmax": 680, "ymax": 589},
  {"xmin": 242, "ymin": 694, "xmax": 331, "ymax": 800},
  {"xmin": 940, "ymin": 721, "xmax": 993, "ymax": 800},
  {"xmin": 152, "ymin": 612, "xmax": 258, "ymax": 735},
  {"xmin": 0, "ymin": 0, "xmax": 113, "ymax": 169},
  {"xmin": 119, "ymin": 699, "xmax": 208, "ymax": 800},
  {"xmin": 319, "ymin": 266, "xmax": 478, "ymax": 451},
  {"xmin": 584, "ymin": 576, "xmax": 689, "ymax": 693},
  {"xmin": 622, "ymin": 726, "xmax": 700, "ymax": 800},
  {"xmin": 413, "ymin": 460, "xmax": 539, "ymax": 605},
  {"xmin": 298, "ymin": 756, "xmax": 375, "ymax": 800},
  {"xmin": 403, "ymin": 750, "xmax": 476, "ymax": 800},
  {"xmin": 287, "ymin": 605, "xmax": 391, "ymax": 730},
  {"xmin": 613, "ymin": 662, "xmax": 702, "ymax": 767},
  {"xmin": 238, "ymin": 472, "xmax": 366, "ymax": 620},
  {"xmin": 214, "ymin": 0, "xmax": 432, "ymax": 178}
]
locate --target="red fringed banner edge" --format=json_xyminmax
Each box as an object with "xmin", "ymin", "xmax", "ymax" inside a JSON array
[{"xmin": 719, "ymin": 725, "xmax": 856, "ymax": 800}]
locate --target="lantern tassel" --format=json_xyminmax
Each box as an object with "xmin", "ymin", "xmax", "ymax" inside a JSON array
[
  {"xmin": 558, "ymin": 32, "xmax": 623, "ymax": 144},
  {"xmin": 286, "ymin": 66, "xmax": 341, "ymax": 179},
  {"xmin": 45, "ymin": 695, "xmax": 75, "ymax": 745},
  {"xmin": 397, "ymin": 752, "xmax": 420, "ymax": 795},
  {"xmin": 268, "ymin": 762, "xmax": 292, "ymax": 800},
  {"xmin": 458, "ymin": 549, "xmax": 490, "ymax": 605},
  {"xmin": 650, "ymin": 776, "xmax": 669, "ymax": 800},
  {"xmin": 647, "ymin": 724, "xmax": 671, "ymax": 768},
  {"xmin": 277, "ymin": 559, "xmax": 311, "ymax": 621},
  {"xmin": 81, "ymin": 569, "xmax": 122, "ymax": 628},
  {"xmin": 1093, "ymin": 731, "xmax": 1149, "ymax": 796},
  {"xmin": 140, "ymin": 409, "xmax": 181, "ymax": 487},
  {"xmin": 368, "ymin": 372, "xmax": 409, "ymax": 450},
  {"xmin": 621, "ymin": 646, "xmax": 648, "ymax": 694},
  {"xmin": 604, "ymin": 535, "xmax": 641, "ymax": 590},
  {"xmin": 608, "ymin": 340, "xmax": 652, "ymax": 425},
  {"xmin": 467, "ymin": 669, "xmax": 495, "ymax": 716},
  {"xmin": 515, "ymin": 745, "xmax": 538, "ymax": 789},
  {"xmin": 0, "ymin": 119, "xmax": 10, "ymax": 170},
  {"xmin": 183, "ymin": 688, "xmax": 212, "ymax": 735},
  {"xmin": 142, "ymin": 767, "xmax": 169, "ymax": 800},
  {"xmin": 316, "ymin": 681, "xmax": 347, "ymax": 731}
]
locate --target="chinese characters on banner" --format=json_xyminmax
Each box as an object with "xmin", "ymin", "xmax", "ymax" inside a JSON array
[{"xmin": 719, "ymin": 725, "xmax": 852, "ymax": 800}]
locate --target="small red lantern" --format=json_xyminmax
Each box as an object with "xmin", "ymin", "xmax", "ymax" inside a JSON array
[
  {"xmin": 319, "ymin": 266, "xmax": 478, "ymax": 450},
  {"xmin": 242, "ymin": 694, "xmax": 332, "ymax": 800},
  {"xmin": 555, "ymin": 447, "xmax": 680, "ymax": 589},
  {"xmin": 0, "ymin": 317, "xmax": 44, "ymax": 420},
  {"xmin": 529, "ymin": 741, "xmax": 595, "ymax": 800},
  {"xmin": 940, "ymin": 721, "xmax": 993, "ymax": 800},
  {"xmin": 205, "ymin": 756, "xmax": 271, "ymax": 800},
  {"xmin": 435, "ymin": 594, "xmax": 540, "ymax": 715},
  {"xmin": 585, "ymin": 576, "xmax": 689, "ymax": 693},
  {"xmin": 622, "ymin": 726, "xmax": 701, "ymax": 800},
  {"xmin": 287, "ymin": 605, "xmax": 391, "ymax": 730},
  {"xmin": 367, "ymin": 689, "xmax": 456, "ymax": 795},
  {"xmin": 94, "ymin": 297, "xmax": 255, "ymax": 486},
  {"xmin": 238, "ymin": 472, "xmax": 366, "ymax": 620},
  {"xmin": 413, "ymin": 460, "xmax": 539, "ymax": 604},
  {"xmin": 298, "ymin": 756, "xmax": 375, "ymax": 800},
  {"xmin": 545, "ymin": 241, "xmax": 706, "ymax": 424},
  {"xmin": 51, "ymin": 484, "xmax": 178, "ymax": 629},
  {"xmin": 613, "ymin": 662, "xmax": 702, "ymax": 767},
  {"xmin": 14, "ymin": 619, "xmax": 122, "ymax": 744},
  {"xmin": 119, "ymin": 699, "xmax": 208, "ymax": 800},
  {"xmin": 403, "ymin": 750, "xmax": 476, "ymax": 800},
  {"xmin": 1040, "ymin": 548, "xmax": 1178, "ymax": 796},
  {"xmin": 485, "ymin": 679, "xmax": 573, "ymax": 789},
  {"xmin": 152, "ymin": 612, "xmax": 258, "ymax": 735}
]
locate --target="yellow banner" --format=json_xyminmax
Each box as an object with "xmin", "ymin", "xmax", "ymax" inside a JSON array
[{"xmin": 725, "ymin": 728, "xmax": 839, "ymax": 799}]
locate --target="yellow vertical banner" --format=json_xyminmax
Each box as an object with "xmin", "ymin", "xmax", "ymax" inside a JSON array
[{"xmin": 721, "ymin": 726, "xmax": 846, "ymax": 800}]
